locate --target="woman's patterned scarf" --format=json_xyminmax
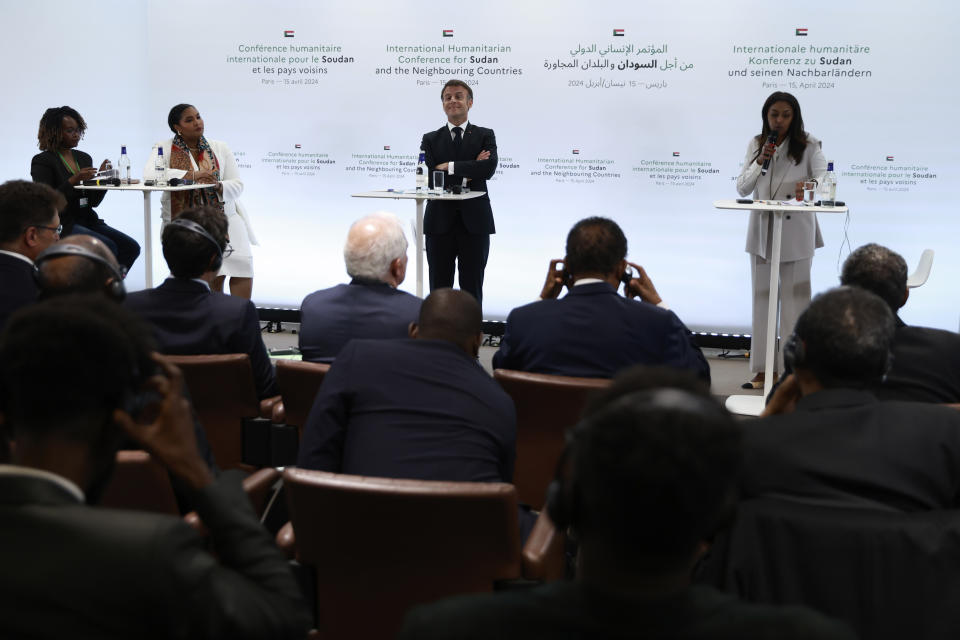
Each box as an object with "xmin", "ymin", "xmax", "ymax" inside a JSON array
[{"xmin": 169, "ymin": 134, "xmax": 224, "ymax": 218}]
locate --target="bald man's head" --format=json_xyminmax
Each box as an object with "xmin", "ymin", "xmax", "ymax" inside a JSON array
[
  {"xmin": 409, "ymin": 289, "xmax": 483, "ymax": 357},
  {"xmin": 35, "ymin": 236, "xmax": 126, "ymax": 301}
]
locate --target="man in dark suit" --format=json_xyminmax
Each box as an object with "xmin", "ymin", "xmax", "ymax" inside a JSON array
[
  {"xmin": 0, "ymin": 180, "xmax": 64, "ymax": 330},
  {"xmin": 420, "ymin": 79, "xmax": 497, "ymax": 306},
  {"xmin": 297, "ymin": 288, "xmax": 515, "ymax": 484},
  {"xmin": 124, "ymin": 206, "xmax": 277, "ymax": 398},
  {"xmin": 399, "ymin": 367, "xmax": 854, "ymax": 640},
  {"xmin": 299, "ymin": 212, "xmax": 421, "ymax": 362},
  {"xmin": 745, "ymin": 286, "xmax": 960, "ymax": 510},
  {"xmin": 840, "ymin": 243, "xmax": 960, "ymax": 403},
  {"xmin": 492, "ymin": 217, "xmax": 710, "ymax": 381},
  {"xmin": 0, "ymin": 296, "xmax": 310, "ymax": 639}
]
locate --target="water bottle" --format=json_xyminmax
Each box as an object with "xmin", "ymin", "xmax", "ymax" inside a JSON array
[
  {"xmin": 117, "ymin": 146, "xmax": 131, "ymax": 184},
  {"xmin": 415, "ymin": 151, "xmax": 428, "ymax": 192},
  {"xmin": 819, "ymin": 161, "xmax": 836, "ymax": 206},
  {"xmin": 154, "ymin": 146, "xmax": 167, "ymax": 186}
]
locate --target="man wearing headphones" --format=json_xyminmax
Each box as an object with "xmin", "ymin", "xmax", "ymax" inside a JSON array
[
  {"xmin": 34, "ymin": 234, "xmax": 127, "ymax": 300},
  {"xmin": 124, "ymin": 206, "xmax": 277, "ymax": 399},
  {"xmin": 745, "ymin": 286, "xmax": 960, "ymax": 509},
  {"xmin": 492, "ymin": 217, "xmax": 709, "ymax": 381},
  {"xmin": 400, "ymin": 365, "xmax": 852, "ymax": 639}
]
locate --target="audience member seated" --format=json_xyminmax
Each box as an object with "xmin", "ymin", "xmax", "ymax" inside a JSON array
[
  {"xmin": 35, "ymin": 235, "xmax": 127, "ymax": 301},
  {"xmin": 0, "ymin": 180, "xmax": 64, "ymax": 330},
  {"xmin": 840, "ymin": 242, "xmax": 960, "ymax": 403},
  {"xmin": 299, "ymin": 211, "xmax": 421, "ymax": 362},
  {"xmin": 745, "ymin": 286, "xmax": 960, "ymax": 509},
  {"xmin": 0, "ymin": 295, "xmax": 310, "ymax": 639},
  {"xmin": 297, "ymin": 288, "xmax": 515, "ymax": 484},
  {"xmin": 124, "ymin": 206, "xmax": 278, "ymax": 398},
  {"xmin": 399, "ymin": 367, "xmax": 853, "ymax": 639},
  {"xmin": 34, "ymin": 235, "xmax": 216, "ymax": 472},
  {"xmin": 492, "ymin": 216, "xmax": 709, "ymax": 381}
]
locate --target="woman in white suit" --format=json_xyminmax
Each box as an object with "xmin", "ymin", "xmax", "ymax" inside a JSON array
[
  {"xmin": 736, "ymin": 92, "xmax": 826, "ymax": 388},
  {"xmin": 151, "ymin": 103, "xmax": 257, "ymax": 298}
]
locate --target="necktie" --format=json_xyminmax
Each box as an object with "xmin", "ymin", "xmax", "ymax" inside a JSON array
[{"xmin": 452, "ymin": 126, "xmax": 463, "ymax": 155}]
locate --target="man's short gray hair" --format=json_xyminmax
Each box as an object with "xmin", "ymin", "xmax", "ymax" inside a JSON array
[{"xmin": 343, "ymin": 212, "xmax": 408, "ymax": 281}]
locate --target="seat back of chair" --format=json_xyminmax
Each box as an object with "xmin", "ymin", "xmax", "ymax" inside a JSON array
[
  {"xmin": 284, "ymin": 468, "xmax": 522, "ymax": 640},
  {"xmin": 493, "ymin": 369, "xmax": 610, "ymax": 506},
  {"xmin": 167, "ymin": 354, "xmax": 260, "ymax": 470},
  {"xmin": 98, "ymin": 450, "xmax": 179, "ymax": 515},
  {"xmin": 699, "ymin": 497, "xmax": 960, "ymax": 640},
  {"xmin": 276, "ymin": 360, "xmax": 331, "ymax": 437}
]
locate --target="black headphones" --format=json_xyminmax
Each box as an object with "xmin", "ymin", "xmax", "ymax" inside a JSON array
[
  {"xmin": 782, "ymin": 331, "xmax": 805, "ymax": 375},
  {"xmin": 545, "ymin": 388, "xmax": 734, "ymax": 534},
  {"xmin": 34, "ymin": 244, "xmax": 127, "ymax": 301},
  {"xmin": 166, "ymin": 217, "xmax": 226, "ymax": 271}
]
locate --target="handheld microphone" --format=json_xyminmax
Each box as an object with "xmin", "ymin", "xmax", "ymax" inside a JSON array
[{"xmin": 759, "ymin": 130, "xmax": 778, "ymax": 176}]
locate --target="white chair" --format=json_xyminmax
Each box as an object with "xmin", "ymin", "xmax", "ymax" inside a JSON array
[{"xmin": 906, "ymin": 249, "xmax": 934, "ymax": 288}]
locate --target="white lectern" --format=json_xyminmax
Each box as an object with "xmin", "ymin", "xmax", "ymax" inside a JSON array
[
  {"xmin": 351, "ymin": 190, "xmax": 485, "ymax": 297},
  {"xmin": 714, "ymin": 199, "xmax": 848, "ymax": 416}
]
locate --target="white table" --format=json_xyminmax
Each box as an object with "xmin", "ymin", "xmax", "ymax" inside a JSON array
[
  {"xmin": 714, "ymin": 199, "xmax": 848, "ymax": 416},
  {"xmin": 76, "ymin": 182, "xmax": 216, "ymax": 288},
  {"xmin": 351, "ymin": 190, "xmax": 486, "ymax": 297}
]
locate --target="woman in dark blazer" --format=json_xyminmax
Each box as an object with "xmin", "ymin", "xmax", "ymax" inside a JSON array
[{"xmin": 30, "ymin": 106, "xmax": 140, "ymax": 270}]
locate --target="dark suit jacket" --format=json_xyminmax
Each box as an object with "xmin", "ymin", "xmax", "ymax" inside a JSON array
[
  {"xmin": 492, "ymin": 282, "xmax": 710, "ymax": 381},
  {"xmin": 699, "ymin": 497, "xmax": 960, "ymax": 640},
  {"xmin": 873, "ymin": 318, "xmax": 960, "ymax": 403},
  {"xmin": 31, "ymin": 149, "xmax": 105, "ymax": 233},
  {"xmin": 420, "ymin": 123, "xmax": 497, "ymax": 235},
  {"xmin": 399, "ymin": 581, "xmax": 855, "ymax": 640},
  {"xmin": 297, "ymin": 338, "xmax": 516, "ymax": 484},
  {"xmin": 0, "ymin": 468, "xmax": 311, "ymax": 639},
  {"xmin": 124, "ymin": 278, "xmax": 277, "ymax": 398},
  {"xmin": 298, "ymin": 279, "xmax": 422, "ymax": 363},
  {"xmin": 742, "ymin": 388, "xmax": 960, "ymax": 510},
  {"xmin": 0, "ymin": 252, "xmax": 38, "ymax": 331}
]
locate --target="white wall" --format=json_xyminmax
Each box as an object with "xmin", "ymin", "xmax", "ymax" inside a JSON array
[{"xmin": 2, "ymin": 0, "xmax": 956, "ymax": 331}]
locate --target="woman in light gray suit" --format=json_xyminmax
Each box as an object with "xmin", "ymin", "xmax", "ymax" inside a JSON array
[{"xmin": 736, "ymin": 92, "xmax": 826, "ymax": 388}]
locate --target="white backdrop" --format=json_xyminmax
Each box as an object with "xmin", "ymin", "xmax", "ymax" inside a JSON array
[{"xmin": 2, "ymin": 0, "xmax": 957, "ymax": 332}]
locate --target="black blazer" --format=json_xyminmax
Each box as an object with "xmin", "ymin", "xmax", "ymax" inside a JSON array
[
  {"xmin": 0, "ymin": 470, "xmax": 311, "ymax": 639},
  {"xmin": 420, "ymin": 123, "xmax": 497, "ymax": 235},
  {"xmin": 0, "ymin": 253, "xmax": 38, "ymax": 331},
  {"xmin": 874, "ymin": 319, "xmax": 960, "ymax": 404},
  {"xmin": 31, "ymin": 149, "xmax": 105, "ymax": 233},
  {"xmin": 492, "ymin": 282, "xmax": 710, "ymax": 381},
  {"xmin": 298, "ymin": 279, "xmax": 422, "ymax": 363},
  {"xmin": 742, "ymin": 388, "xmax": 960, "ymax": 510},
  {"xmin": 124, "ymin": 278, "xmax": 278, "ymax": 399},
  {"xmin": 297, "ymin": 338, "xmax": 516, "ymax": 484}
]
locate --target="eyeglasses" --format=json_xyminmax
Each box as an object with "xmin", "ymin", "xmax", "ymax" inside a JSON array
[
  {"xmin": 31, "ymin": 224, "xmax": 63, "ymax": 236},
  {"xmin": 223, "ymin": 243, "xmax": 235, "ymax": 258}
]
